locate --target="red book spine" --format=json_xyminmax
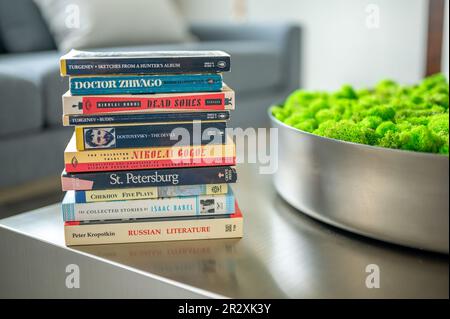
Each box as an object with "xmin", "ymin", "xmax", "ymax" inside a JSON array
[
  {"xmin": 65, "ymin": 157, "xmax": 236, "ymax": 173},
  {"xmin": 80, "ymin": 93, "xmax": 229, "ymax": 114}
]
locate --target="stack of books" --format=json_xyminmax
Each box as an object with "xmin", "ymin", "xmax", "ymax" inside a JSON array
[{"xmin": 58, "ymin": 50, "xmax": 243, "ymax": 246}]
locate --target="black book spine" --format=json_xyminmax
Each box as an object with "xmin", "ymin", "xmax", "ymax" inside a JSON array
[
  {"xmin": 61, "ymin": 166, "xmax": 237, "ymax": 191},
  {"xmin": 68, "ymin": 111, "xmax": 230, "ymax": 125},
  {"xmin": 64, "ymin": 56, "xmax": 231, "ymax": 75}
]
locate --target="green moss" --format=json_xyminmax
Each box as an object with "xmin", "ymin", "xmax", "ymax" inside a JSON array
[
  {"xmin": 378, "ymin": 131, "xmax": 401, "ymax": 149},
  {"xmin": 271, "ymin": 73, "xmax": 449, "ymax": 155},
  {"xmin": 360, "ymin": 116, "xmax": 383, "ymax": 129},
  {"xmin": 315, "ymin": 109, "xmax": 341, "ymax": 123},
  {"xmin": 293, "ymin": 119, "xmax": 318, "ymax": 133},
  {"xmin": 367, "ymin": 105, "xmax": 396, "ymax": 121},
  {"xmin": 313, "ymin": 120, "xmax": 373, "ymax": 145},
  {"xmin": 398, "ymin": 126, "xmax": 440, "ymax": 153},
  {"xmin": 428, "ymin": 114, "xmax": 449, "ymax": 136},
  {"xmin": 376, "ymin": 121, "xmax": 398, "ymax": 137}
]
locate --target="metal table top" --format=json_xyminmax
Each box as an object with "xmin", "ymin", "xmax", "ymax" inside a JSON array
[{"xmin": 0, "ymin": 161, "xmax": 448, "ymax": 298}]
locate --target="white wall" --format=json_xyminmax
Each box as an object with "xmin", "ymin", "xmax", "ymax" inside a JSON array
[
  {"xmin": 178, "ymin": 0, "xmax": 432, "ymax": 90},
  {"xmin": 247, "ymin": 0, "xmax": 428, "ymax": 90}
]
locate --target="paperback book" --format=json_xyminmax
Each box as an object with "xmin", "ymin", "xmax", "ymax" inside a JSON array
[
  {"xmin": 74, "ymin": 121, "xmax": 227, "ymax": 150},
  {"xmin": 63, "ymin": 110, "xmax": 230, "ymax": 126},
  {"xmin": 60, "ymin": 50, "xmax": 231, "ymax": 76},
  {"xmin": 64, "ymin": 133, "xmax": 236, "ymax": 173},
  {"xmin": 62, "ymin": 189, "xmax": 235, "ymax": 221},
  {"xmin": 61, "ymin": 166, "xmax": 237, "ymax": 191},
  {"xmin": 64, "ymin": 203, "xmax": 243, "ymax": 246},
  {"xmin": 74, "ymin": 184, "xmax": 229, "ymax": 203},
  {"xmin": 62, "ymin": 85, "xmax": 235, "ymax": 115},
  {"xmin": 69, "ymin": 74, "xmax": 222, "ymax": 95}
]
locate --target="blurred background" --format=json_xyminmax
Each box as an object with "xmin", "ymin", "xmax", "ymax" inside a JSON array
[{"xmin": 0, "ymin": 0, "xmax": 448, "ymax": 217}]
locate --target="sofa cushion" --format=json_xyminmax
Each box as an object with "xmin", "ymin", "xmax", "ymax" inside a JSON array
[
  {"xmin": 0, "ymin": 0, "xmax": 56, "ymax": 53},
  {"xmin": 180, "ymin": 40, "xmax": 283, "ymax": 93},
  {"xmin": 0, "ymin": 51, "xmax": 66, "ymax": 130},
  {"xmin": 0, "ymin": 127, "xmax": 72, "ymax": 188},
  {"xmin": 0, "ymin": 70, "xmax": 43, "ymax": 137},
  {"xmin": 42, "ymin": 67, "xmax": 69, "ymax": 126},
  {"xmin": 34, "ymin": 0, "xmax": 195, "ymax": 52}
]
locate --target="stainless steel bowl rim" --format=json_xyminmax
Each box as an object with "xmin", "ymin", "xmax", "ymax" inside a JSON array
[{"xmin": 268, "ymin": 108, "xmax": 449, "ymax": 161}]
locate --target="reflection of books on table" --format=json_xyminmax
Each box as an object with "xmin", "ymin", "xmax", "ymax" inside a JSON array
[{"xmin": 76, "ymin": 237, "xmax": 241, "ymax": 282}]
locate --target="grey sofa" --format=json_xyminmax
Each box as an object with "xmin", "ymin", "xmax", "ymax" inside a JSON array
[{"xmin": 0, "ymin": 4, "xmax": 300, "ymax": 189}]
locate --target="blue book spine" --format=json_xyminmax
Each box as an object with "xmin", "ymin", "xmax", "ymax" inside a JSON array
[
  {"xmin": 74, "ymin": 184, "xmax": 230, "ymax": 203},
  {"xmin": 70, "ymin": 74, "xmax": 222, "ymax": 95},
  {"xmin": 67, "ymin": 111, "xmax": 230, "ymax": 125},
  {"xmin": 61, "ymin": 166, "xmax": 237, "ymax": 191},
  {"xmin": 78, "ymin": 122, "xmax": 226, "ymax": 150},
  {"xmin": 62, "ymin": 189, "xmax": 235, "ymax": 221}
]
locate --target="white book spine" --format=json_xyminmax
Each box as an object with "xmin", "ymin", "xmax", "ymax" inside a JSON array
[
  {"xmin": 64, "ymin": 214, "xmax": 243, "ymax": 246},
  {"xmin": 62, "ymin": 190, "xmax": 234, "ymax": 221}
]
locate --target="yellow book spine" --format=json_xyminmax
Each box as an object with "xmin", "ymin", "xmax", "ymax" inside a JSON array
[
  {"xmin": 84, "ymin": 187, "xmax": 159, "ymax": 202},
  {"xmin": 64, "ymin": 143, "xmax": 236, "ymax": 164},
  {"xmin": 60, "ymin": 58, "xmax": 67, "ymax": 76},
  {"xmin": 83, "ymin": 184, "xmax": 228, "ymax": 202},
  {"xmin": 62, "ymin": 115, "xmax": 70, "ymax": 126},
  {"xmin": 75, "ymin": 127, "xmax": 84, "ymax": 151}
]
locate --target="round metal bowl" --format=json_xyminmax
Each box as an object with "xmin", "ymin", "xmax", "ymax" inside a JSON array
[{"xmin": 269, "ymin": 111, "xmax": 449, "ymax": 254}]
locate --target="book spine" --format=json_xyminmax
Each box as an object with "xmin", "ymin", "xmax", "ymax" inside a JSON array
[
  {"xmin": 62, "ymin": 190, "xmax": 235, "ymax": 221},
  {"xmin": 75, "ymin": 122, "xmax": 227, "ymax": 150},
  {"xmin": 62, "ymin": 90, "xmax": 235, "ymax": 115},
  {"xmin": 64, "ymin": 143, "xmax": 236, "ymax": 173},
  {"xmin": 61, "ymin": 166, "xmax": 237, "ymax": 191},
  {"xmin": 63, "ymin": 111, "xmax": 230, "ymax": 126},
  {"xmin": 61, "ymin": 56, "xmax": 231, "ymax": 76},
  {"xmin": 75, "ymin": 184, "xmax": 229, "ymax": 202},
  {"xmin": 64, "ymin": 213, "xmax": 243, "ymax": 246},
  {"xmin": 69, "ymin": 74, "xmax": 222, "ymax": 95}
]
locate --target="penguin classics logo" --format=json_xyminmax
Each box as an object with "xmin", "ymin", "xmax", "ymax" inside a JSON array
[
  {"xmin": 210, "ymin": 185, "xmax": 222, "ymax": 193},
  {"xmin": 217, "ymin": 61, "xmax": 227, "ymax": 68},
  {"xmin": 85, "ymin": 100, "xmax": 92, "ymax": 111},
  {"xmin": 71, "ymin": 156, "xmax": 78, "ymax": 168}
]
